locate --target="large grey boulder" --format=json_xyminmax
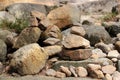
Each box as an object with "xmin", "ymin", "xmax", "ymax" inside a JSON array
[
  {"xmin": 83, "ymin": 25, "xmax": 112, "ymax": 46},
  {"xmin": 10, "ymin": 43, "xmax": 48, "ymax": 75},
  {"xmin": 0, "ymin": 39, "xmax": 7, "ymax": 62},
  {"xmin": 6, "ymin": 3, "xmax": 47, "ymax": 19}
]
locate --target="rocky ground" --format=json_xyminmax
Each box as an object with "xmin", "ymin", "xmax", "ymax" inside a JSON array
[{"xmin": 0, "ymin": 0, "xmax": 120, "ymax": 80}]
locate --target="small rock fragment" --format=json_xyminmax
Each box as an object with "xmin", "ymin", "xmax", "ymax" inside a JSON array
[
  {"xmin": 45, "ymin": 69, "xmax": 56, "ymax": 77},
  {"xmin": 75, "ymin": 67, "xmax": 88, "ymax": 77},
  {"xmin": 55, "ymin": 71, "xmax": 66, "ymax": 78},
  {"xmin": 60, "ymin": 66, "xmax": 71, "ymax": 77}
]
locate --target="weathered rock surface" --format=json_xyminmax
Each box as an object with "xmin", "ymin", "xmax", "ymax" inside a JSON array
[
  {"xmin": 10, "ymin": 43, "xmax": 48, "ymax": 75},
  {"xmin": 43, "ymin": 38, "xmax": 60, "ymax": 45},
  {"xmin": 13, "ymin": 27, "xmax": 41, "ymax": 48},
  {"xmin": 47, "ymin": 4, "xmax": 80, "ymax": 29},
  {"xmin": 52, "ymin": 58, "xmax": 113, "ymax": 70},
  {"xmin": 0, "ymin": 11, "xmax": 15, "ymax": 23},
  {"xmin": 60, "ymin": 49, "xmax": 92, "ymax": 60},
  {"xmin": 62, "ymin": 34, "xmax": 90, "ymax": 49},
  {"xmin": 0, "ymin": 75, "xmax": 101, "ymax": 80},
  {"xmin": 0, "ymin": 39, "xmax": 7, "ymax": 61},
  {"xmin": 95, "ymin": 42, "xmax": 111, "ymax": 53},
  {"xmin": 0, "ymin": 29, "xmax": 12, "ymax": 43},
  {"xmin": 6, "ymin": 3, "xmax": 47, "ymax": 19},
  {"xmin": 83, "ymin": 25, "xmax": 112, "ymax": 45},
  {"xmin": 43, "ymin": 45, "xmax": 62, "ymax": 56}
]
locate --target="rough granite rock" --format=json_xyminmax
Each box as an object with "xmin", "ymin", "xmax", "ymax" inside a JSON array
[
  {"xmin": 10, "ymin": 43, "xmax": 48, "ymax": 75},
  {"xmin": 13, "ymin": 27, "xmax": 41, "ymax": 48}
]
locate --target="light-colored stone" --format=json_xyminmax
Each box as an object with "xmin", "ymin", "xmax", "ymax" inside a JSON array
[
  {"xmin": 43, "ymin": 38, "xmax": 60, "ymax": 45},
  {"xmin": 87, "ymin": 64, "xmax": 101, "ymax": 70},
  {"xmin": 107, "ymin": 50, "xmax": 120, "ymax": 58},
  {"xmin": 43, "ymin": 45, "xmax": 62, "ymax": 56},
  {"xmin": 69, "ymin": 66, "xmax": 77, "ymax": 77},
  {"xmin": 55, "ymin": 71, "xmax": 66, "ymax": 78},
  {"xmin": 70, "ymin": 26, "xmax": 86, "ymax": 37},
  {"xmin": 104, "ymin": 74, "xmax": 112, "ymax": 80},
  {"xmin": 111, "ymin": 58, "xmax": 118, "ymax": 62},
  {"xmin": 62, "ymin": 34, "xmax": 90, "ymax": 49},
  {"xmin": 92, "ymin": 48, "xmax": 106, "ymax": 58},
  {"xmin": 10, "ymin": 43, "xmax": 48, "ymax": 75},
  {"xmin": 60, "ymin": 66, "xmax": 71, "ymax": 77},
  {"xmin": 0, "ymin": 39, "xmax": 7, "ymax": 62},
  {"xmin": 45, "ymin": 69, "xmax": 56, "ymax": 77},
  {"xmin": 102, "ymin": 65, "xmax": 116, "ymax": 74},
  {"xmin": 47, "ymin": 4, "xmax": 80, "ymax": 29},
  {"xmin": 13, "ymin": 27, "xmax": 41, "ymax": 48},
  {"xmin": 75, "ymin": 67, "xmax": 88, "ymax": 77},
  {"xmin": 112, "ymin": 71, "xmax": 120, "ymax": 80}
]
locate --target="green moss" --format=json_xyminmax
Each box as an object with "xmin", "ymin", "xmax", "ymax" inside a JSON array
[
  {"xmin": 101, "ymin": 12, "xmax": 117, "ymax": 22},
  {"xmin": 0, "ymin": 18, "xmax": 29, "ymax": 33}
]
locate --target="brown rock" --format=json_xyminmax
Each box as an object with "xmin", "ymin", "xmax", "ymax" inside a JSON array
[
  {"xmin": 75, "ymin": 67, "xmax": 88, "ymax": 77},
  {"xmin": 102, "ymin": 65, "xmax": 116, "ymax": 74},
  {"xmin": 29, "ymin": 16, "xmax": 38, "ymax": 27},
  {"xmin": 115, "ymin": 41, "xmax": 120, "ymax": 52},
  {"xmin": 45, "ymin": 69, "xmax": 56, "ymax": 77},
  {"xmin": 87, "ymin": 64, "xmax": 101, "ymax": 70},
  {"xmin": 55, "ymin": 71, "xmax": 66, "ymax": 78},
  {"xmin": 62, "ymin": 34, "xmax": 90, "ymax": 49},
  {"xmin": 31, "ymin": 10, "xmax": 46, "ymax": 21},
  {"xmin": 70, "ymin": 26, "xmax": 86, "ymax": 37},
  {"xmin": 42, "ymin": 25, "xmax": 62, "ymax": 40},
  {"xmin": 13, "ymin": 27, "xmax": 41, "ymax": 48},
  {"xmin": 10, "ymin": 43, "xmax": 48, "ymax": 75},
  {"xmin": 47, "ymin": 4, "xmax": 80, "ymax": 29},
  {"xmin": 61, "ymin": 49, "xmax": 92, "ymax": 60},
  {"xmin": 60, "ymin": 66, "xmax": 71, "ymax": 77}
]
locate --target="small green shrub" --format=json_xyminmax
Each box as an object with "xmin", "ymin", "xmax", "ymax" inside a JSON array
[
  {"xmin": 0, "ymin": 18, "xmax": 29, "ymax": 33},
  {"xmin": 101, "ymin": 12, "xmax": 117, "ymax": 22}
]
